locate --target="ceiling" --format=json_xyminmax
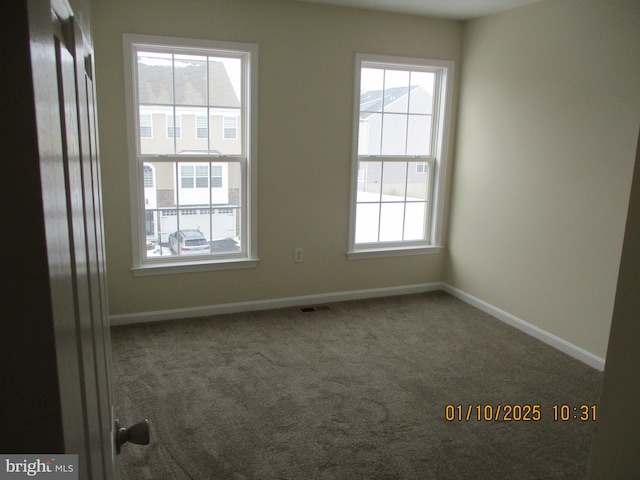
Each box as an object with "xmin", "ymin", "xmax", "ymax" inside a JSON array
[{"xmin": 293, "ymin": 0, "xmax": 544, "ymax": 20}]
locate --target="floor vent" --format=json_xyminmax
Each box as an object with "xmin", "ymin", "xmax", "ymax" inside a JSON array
[{"xmin": 300, "ymin": 305, "xmax": 330, "ymax": 312}]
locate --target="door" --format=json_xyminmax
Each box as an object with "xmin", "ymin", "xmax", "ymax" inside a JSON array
[
  {"xmin": 26, "ymin": 0, "xmax": 116, "ymax": 477},
  {"xmin": 54, "ymin": 6, "xmax": 115, "ymax": 478}
]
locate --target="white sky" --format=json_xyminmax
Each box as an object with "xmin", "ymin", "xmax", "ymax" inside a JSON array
[{"xmin": 361, "ymin": 67, "xmax": 434, "ymax": 94}]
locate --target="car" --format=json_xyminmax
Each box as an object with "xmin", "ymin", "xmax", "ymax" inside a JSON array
[{"xmin": 168, "ymin": 229, "xmax": 210, "ymax": 255}]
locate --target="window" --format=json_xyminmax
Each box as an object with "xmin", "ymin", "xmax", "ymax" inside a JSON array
[
  {"xmin": 179, "ymin": 163, "xmax": 220, "ymax": 189},
  {"xmin": 143, "ymin": 164, "xmax": 154, "ymax": 187},
  {"xmin": 124, "ymin": 34, "xmax": 259, "ymax": 274},
  {"xmin": 348, "ymin": 54, "xmax": 454, "ymax": 258},
  {"xmin": 140, "ymin": 113, "xmax": 152, "ymax": 138},
  {"xmin": 223, "ymin": 116, "xmax": 237, "ymax": 139},
  {"xmin": 196, "ymin": 115, "xmax": 208, "ymax": 139},
  {"xmin": 166, "ymin": 114, "xmax": 181, "ymax": 139},
  {"xmin": 211, "ymin": 165, "xmax": 223, "ymax": 188},
  {"xmin": 195, "ymin": 165, "xmax": 208, "ymax": 188}
]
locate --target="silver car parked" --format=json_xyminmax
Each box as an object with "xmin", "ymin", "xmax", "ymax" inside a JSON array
[{"xmin": 168, "ymin": 229, "xmax": 210, "ymax": 255}]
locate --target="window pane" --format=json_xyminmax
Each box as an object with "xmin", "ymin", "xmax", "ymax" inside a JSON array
[
  {"xmin": 408, "ymin": 71, "xmax": 435, "ymax": 114},
  {"xmin": 356, "ymin": 161, "xmax": 382, "ymax": 201},
  {"xmin": 211, "ymin": 161, "xmax": 241, "ymax": 251},
  {"xmin": 146, "ymin": 208, "xmax": 176, "ymax": 258},
  {"xmin": 196, "ymin": 209, "xmax": 213, "ymax": 249},
  {"xmin": 209, "ymin": 57, "xmax": 242, "ymax": 108},
  {"xmin": 381, "ymin": 161, "xmax": 407, "ymax": 201},
  {"xmin": 145, "ymin": 211, "xmax": 155, "ymax": 236},
  {"xmin": 143, "ymin": 165, "xmax": 154, "ymax": 188},
  {"xmin": 211, "ymin": 109, "xmax": 241, "ymax": 155},
  {"xmin": 174, "ymin": 55, "xmax": 207, "ymax": 106},
  {"xmin": 360, "ymin": 68, "xmax": 384, "ymax": 112},
  {"xmin": 143, "ymin": 161, "xmax": 178, "ymax": 259},
  {"xmin": 140, "ymin": 108, "xmax": 173, "ymax": 154},
  {"xmin": 211, "ymin": 165, "xmax": 223, "ymax": 188},
  {"xmin": 226, "ymin": 161, "xmax": 242, "ymax": 207},
  {"xmin": 210, "ymin": 208, "xmax": 241, "ymax": 253},
  {"xmin": 403, "ymin": 202, "xmax": 426, "ymax": 240},
  {"xmin": 406, "ymin": 161, "xmax": 429, "ymax": 200},
  {"xmin": 406, "ymin": 115, "xmax": 432, "ymax": 156},
  {"xmin": 358, "ymin": 113, "xmax": 381, "ymax": 155},
  {"xmin": 174, "ymin": 107, "xmax": 207, "ymax": 154},
  {"xmin": 383, "ymin": 70, "xmax": 410, "ymax": 114},
  {"xmin": 180, "ymin": 165, "xmax": 194, "ymax": 188},
  {"xmin": 381, "ymin": 114, "xmax": 407, "ymax": 155},
  {"xmin": 137, "ymin": 52, "xmax": 173, "ymax": 105},
  {"xmin": 379, "ymin": 203, "xmax": 405, "ymax": 242},
  {"xmin": 355, "ymin": 203, "xmax": 380, "ymax": 244}
]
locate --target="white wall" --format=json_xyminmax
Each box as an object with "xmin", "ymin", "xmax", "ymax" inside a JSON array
[
  {"xmin": 94, "ymin": 0, "xmax": 640, "ymax": 364},
  {"xmin": 92, "ymin": 0, "xmax": 462, "ymax": 316},
  {"xmin": 587, "ymin": 130, "xmax": 640, "ymax": 479},
  {"xmin": 446, "ymin": 0, "xmax": 640, "ymax": 358}
]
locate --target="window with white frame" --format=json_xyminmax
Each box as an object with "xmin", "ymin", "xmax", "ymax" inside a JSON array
[
  {"xmin": 124, "ymin": 34, "xmax": 259, "ymax": 274},
  {"xmin": 348, "ymin": 54, "xmax": 454, "ymax": 257},
  {"xmin": 223, "ymin": 116, "xmax": 237, "ymax": 139},
  {"xmin": 143, "ymin": 164, "xmax": 154, "ymax": 187},
  {"xmin": 416, "ymin": 162, "xmax": 428, "ymax": 174},
  {"xmin": 140, "ymin": 113, "xmax": 152, "ymax": 138},
  {"xmin": 179, "ymin": 163, "xmax": 223, "ymax": 189},
  {"xmin": 211, "ymin": 165, "xmax": 223, "ymax": 188},
  {"xmin": 196, "ymin": 115, "xmax": 208, "ymax": 139},
  {"xmin": 166, "ymin": 114, "xmax": 181, "ymax": 139}
]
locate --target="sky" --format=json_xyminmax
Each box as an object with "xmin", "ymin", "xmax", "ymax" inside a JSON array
[{"xmin": 360, "ymin": 67, "xmax": 435, "ymax": 94}]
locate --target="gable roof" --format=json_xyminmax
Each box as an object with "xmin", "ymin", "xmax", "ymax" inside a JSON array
[
  {"xmin": 360, "ymin": 85, "xmax": 432, "ymax": 119},
  {"xmin": 361, "ymin": 85, "xmax": 413, "ymax": 112},
  {"xmin": 138, "ymin": 60, "xmax": 240, "ymax": 108}
]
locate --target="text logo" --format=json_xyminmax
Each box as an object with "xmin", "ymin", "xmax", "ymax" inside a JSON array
[{"xmin": 0, "ymin": 455, "xmax": 77, "ymax": 479}]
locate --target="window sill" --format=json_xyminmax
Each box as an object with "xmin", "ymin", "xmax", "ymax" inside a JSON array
[
  {"xmin": 346, "ymin": 245, "xmax": 443, "ymax": 260},
  {"xmin": 131, "ymin": 257, "xmax": 259, "ymax": 277}
]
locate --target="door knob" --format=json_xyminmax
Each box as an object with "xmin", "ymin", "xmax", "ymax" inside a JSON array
[{"xmin": 115, "ymin": 419, "xmax": 150, "ymax": 454}]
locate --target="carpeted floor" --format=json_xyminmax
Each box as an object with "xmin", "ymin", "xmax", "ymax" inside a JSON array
[{"xmin": 111, "ymin": 291, "xmax": 603, "ymax": 479}]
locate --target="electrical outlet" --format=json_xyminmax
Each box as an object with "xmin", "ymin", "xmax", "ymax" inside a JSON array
[{"xmin": 294, "ymin": 248, "xmax": 304, "ymax": 263}]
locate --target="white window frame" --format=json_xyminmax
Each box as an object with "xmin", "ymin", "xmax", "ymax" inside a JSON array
[
  {"xmin": 347, "ymin": 54, "xmax": 454, "ymax": 259},
  {"xmin": 124, "ymin": 34, "xmax": 259, "ymax": 275}
]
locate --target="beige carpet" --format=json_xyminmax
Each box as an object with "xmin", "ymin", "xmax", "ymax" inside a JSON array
[{"xmin": 112, "ymin": 291, "xmax": 602, "ymax": 479}]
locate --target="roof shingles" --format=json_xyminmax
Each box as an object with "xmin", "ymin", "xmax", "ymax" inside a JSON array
[{"xmin": 138, "ymin": 59, "xmax": 240, "ymax": 107}]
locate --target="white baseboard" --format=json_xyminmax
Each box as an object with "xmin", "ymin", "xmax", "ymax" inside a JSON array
[
  {"xmin": 442, "ymin": 284, "xmax": 605, "ymax": 371},
  {"xmin": 109, "ymin": 282, "xmax": 444, "ymax": 327},
  {"xmin": 109, "ymin": 280, "xmax": 605, "ymax": 371}
]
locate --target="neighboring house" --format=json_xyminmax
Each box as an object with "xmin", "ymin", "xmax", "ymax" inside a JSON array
[
  {"xmin": 358, "ymin": 85, "xmax": 434, "ymax": 198},
  {"xmin": 138, "ymin": 58, "xmax": 241, "ymax": 244}
]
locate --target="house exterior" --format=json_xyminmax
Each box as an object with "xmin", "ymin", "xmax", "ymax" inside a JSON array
[
  {"xmin": 137, "ymin": 57, "xmax": 242, "ymax": 248},
  {"xmin": 357, "ymin": 84, "xmax": 434, "ymax": 199}
]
